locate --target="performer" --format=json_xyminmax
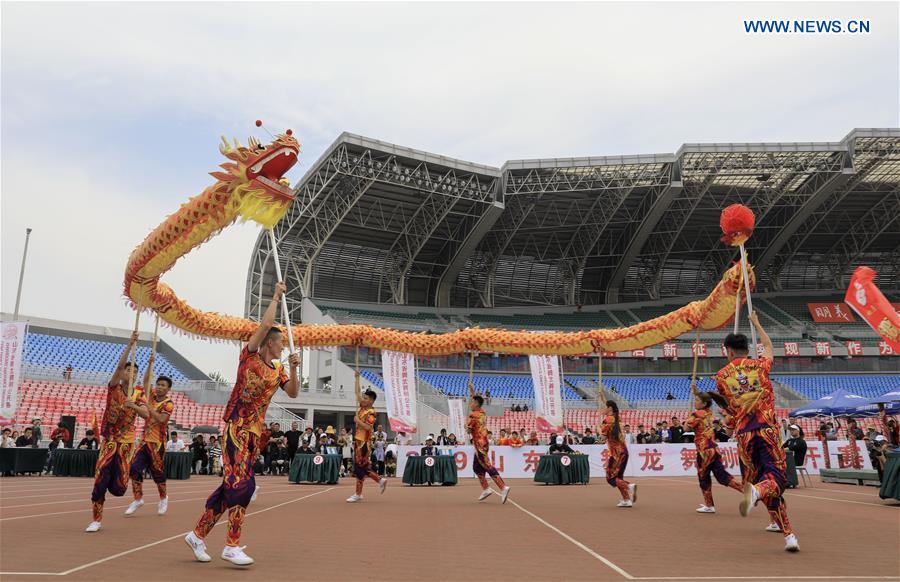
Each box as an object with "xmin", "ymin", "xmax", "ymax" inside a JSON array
[
  {"xmin": 686, "ymin": 389, "xmax": 742, "ymax": 513},
  {"xmin": 715, "ymin": 312, "xmax": 799, "ymax": 552},
  {"xmin": 600, "ymin": 400, "xmax": 636, "ymax": 507},
  {"xmin": 184, "ymin": 282, "xmax": 300, "ymax": 566},
  {"xmin": 467, "ymin": 393, "xmax": 511, "ymax": 503},
  {"xmin": 85, "ymin": 331, "xmax": 141, "ymax": 532},
  {"xmin": 125, "ymin": 356, "xmax": 174, "ymax": 516},
  {"xmin": 346, "ymin": 364, "xmax": 387, "ymax": 503}
]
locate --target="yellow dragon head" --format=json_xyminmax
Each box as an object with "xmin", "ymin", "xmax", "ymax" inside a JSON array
[{"xmin": 211, "ymin": 130, "xmax": 301, "ymax": 228}]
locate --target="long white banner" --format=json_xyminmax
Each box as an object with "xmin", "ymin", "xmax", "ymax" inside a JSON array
[
  {"xmin": 381, "ymin": 350, "xmax": 417, "ymax": 433},
  {"xmin": 0, "ymin": 322, "xmax": 27, "ymax": 425},
  {"xmin": 528, "ymin": 354, "xmax": 563, "ymax": 433},
  {"xmin": 396, "ymin": 440, "xmax": 870, "ymax": 479},
  {"xmin": 447, "ymin": 398, "xmax": 467, "ymax": 443}
]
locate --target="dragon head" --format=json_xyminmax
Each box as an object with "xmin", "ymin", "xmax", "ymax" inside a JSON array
[{"xmin": 213, "ymin": 130, "xmax": 301, "ymax": 229}]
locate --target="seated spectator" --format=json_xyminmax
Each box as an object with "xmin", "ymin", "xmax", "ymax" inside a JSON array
[
  {"xmin": 436, "ymin": 429, "xmax": 451, "ymax": 446},
  {"xmin": 252, "ymin": 453, "xmax": 266, "ymax": 475},
  {"xmin": 1, "ymin": 428, "xmax": 14, "ymax": 448},
  {"xmin": 824, "ymin": 422, "xmax": 838, "ymax": 441},
  {"xmin": 317, "ymin": 429, "xmax": 338, "ymax": 455},
  {"xmin": 166, "ymin": 431, "xmax": 185, "ymax": 452},
  {"xmin": 525, "ymin": 432, "xmax": 540, "ymax": 446},
  {"xmin": 269, "ymin": 442, "xmax": 291, "ymax": 475},
  {"xmin": 496, "ymin": 429, "xmax": 511, "ymax": 446},
  {"xmin": 522, "ymin": 404, "xmax": 529, "ymax": 412},
  {"xmin": 665, "ymin": 391, "xmax": 675, "ymax": 400},
  {"xmin": 447, "ymin": 433, "xmax": 459, "ymax": 446},
  {"xmin": 549, "ymin": 436, "xmax": 574, "ymax": 454},
  {"xmin": 421, "ymin": 437, "xmax": 438, "ymax": 456},
  {"xmin": 486, "ymin": 431, "xmax": 493, "ymax": 444},
  {"xmin": 302, "ymin": 426, "xmax": 316, "ymax": 448},
  {"xmin": 581, "ymin": 428, "xmax": 597, "ymax": 445},
  {"xmin": 49, "ymin": 423, "xmax": 70, "ymax": 447},
  {"xmin": 713, "ymin": 419, "xmax": 729, "ymax": 442},
  {"xmin": 15, "ymin": 428, "xmax": 33, "ymax": 447},
  {"xmin": 385, "ymin": 449, "xmax": 397, "ymax": 477},
  {"xmin": 509, "ymin": 431, "xmax": 524, "ymax": 448},
  {"xmin": 846, "ymin": 419, "xmax": 864, "ymax": 440},
  {"xmin": 298, "ymin": 441, "xmax": 315, "ymax": 454},
  {"xmin": 29, "ymin": 419, "xmax": 42, "ymax": 447}
]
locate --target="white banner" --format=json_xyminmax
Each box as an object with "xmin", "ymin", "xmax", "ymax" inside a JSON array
[
  {"xmin": 528, "ymin": 354, "xmax": 563, "ymax": 433},
  {"xmin": 396, "ymin": 440, "xmax": 869, "ymax": 479},
  {"xmin": 381, "ymin": 350, "xmax": 417, "ymax": 434},
  {"xmin": 0, "ymin": 322, "xmax": 27, "ymax": 424},
  {"xmin": 447, "ymin": 399, "xmax": 467, "ymax": 444}
]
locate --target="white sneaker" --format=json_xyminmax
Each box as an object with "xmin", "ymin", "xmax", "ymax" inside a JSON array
[
  {"xmin": 379, "ymin": 479, "xmax": 387, "ymax": 495},
  {"xmin": 739, "ymin": 482, "xmax": 759, "ymax": 517},
  {"xmin": 765, "ymin": 522, "xmax": 782, "ymax": 533},
  {"xmin": 346, "ymin": 494, "xmax": 363, "ymax": 503},
  {"xmin": 124, "ymin": 499, "xmax": 144, "ymax": 516},
  {"xmin": 500, "ymin": 486, "xmax": 511, "ymax": 504},
  {"xmin": 221, "ymin": 545, "xmax": 254, "ymax": 566},
  {"xmin": 628, "ymin": 483, "xmax": 637, "ymax": 505},
  {"xmin": 784, "ymin": 533, "xmax": 800, "ymax": 552},
  {"xmin": 84, "ymin": 521, "xmax": 101, "ymax": 532},
  {"xmin": 478, "ymin": 489, "xmax": 493, "ymax": 501},
  {"xmin": 184, "ymin": 532, "xmax": 211, "ymax": 562},
  {"xmin": 696, "ymin": 505, "xmax": 716, "ymax": 513},
  {"xmin": 158, "ymin": 497, "xmax": 168, "ymax": 515},
  {"xmin": 617, "ymin": 499, "xmax": 633, "ymax": 507},
  {"xmin": 250, "ymin": 486, "xmax": 259, "ymax": 503}
]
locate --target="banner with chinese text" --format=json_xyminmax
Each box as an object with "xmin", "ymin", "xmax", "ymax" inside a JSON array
[
  {"xmin": 845, "ymin": 267, "xmax": 900, "ymax": 352},
  {"xmin": 0, "ymin": 322, "xmax": 27, "ymax": 425},
  {"xmin": 528, "ymin": 354, "xmax": 563, "ymax": 433},
  {"xmin": 447, "ymin": 398, "xmax": 467, "ymax": 445},
  {"xmin": 396, "ymin": 440, "xmax": 869, "ymax": 479},
  {"xmin": 381, "ymin": 350, "xmax": 417, "ymax": 433},
  {"xmin": 808, "ymin": 303, "xmax": 856, "ymax": 323}
]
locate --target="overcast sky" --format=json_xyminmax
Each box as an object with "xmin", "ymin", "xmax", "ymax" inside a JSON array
[{"xmin": 2, "ymin": 2, "xmax": 897, "ymax": 381}]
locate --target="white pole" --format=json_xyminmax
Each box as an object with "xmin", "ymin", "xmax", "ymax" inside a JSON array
[
  {"xmin": 739, "ymin": 244, "xmax": 758, "ymax": 356},
  {"xmin": 13, "ymin": 228, "xmax": 32, "ymax": 320},
  {"xmin": 267, "ymin": 229, "xmax": 296, "ymax": 354}
]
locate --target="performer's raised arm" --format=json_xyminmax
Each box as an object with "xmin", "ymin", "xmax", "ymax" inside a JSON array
[
  {"xmin": 248, "ymin": 281, "xmax": 286, "ymax": 353},
  {"xmin": 283, "ymin": 352, "xmax": 301, "ymax": 398},
  {"xmin": 749, "ymin": 311, "xmax": 773, "ymax": 361},
  {"xmin": 109, "ymin": 331, "xmax": 139, "ymax": 388}
]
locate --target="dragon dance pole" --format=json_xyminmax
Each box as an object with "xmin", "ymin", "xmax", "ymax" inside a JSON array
[
  {"xmin": 126, "ymin": 305, "xmax": 141, "ymax": 400},
  {"xmin": 739, "ymin": 243, "xmax": 758, "ymax": 356},
  {"xmin": 267, "ymin": 228, "xmax": 296, "ymax": 355}
]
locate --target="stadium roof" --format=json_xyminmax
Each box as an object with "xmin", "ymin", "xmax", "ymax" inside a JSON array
[{"xmin": 245, "ymin": 128, "xmax": 899, "ymax": 320}]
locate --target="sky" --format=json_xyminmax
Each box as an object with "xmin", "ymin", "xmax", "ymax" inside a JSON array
[{"xmin": 2, "ymin": 1, "xmax": 898, "ymax": 381}]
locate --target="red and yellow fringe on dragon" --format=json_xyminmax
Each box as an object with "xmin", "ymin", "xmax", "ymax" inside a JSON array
[{"xmin": 123, "ymin": 131, "xmax": 753, "ymax": 356}]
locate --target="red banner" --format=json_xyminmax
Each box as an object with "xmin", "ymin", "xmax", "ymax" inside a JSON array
[
  {"xmin": 631, "ymin": 349, "xmax": 646, "ymax": 358},
  {"xmin": 783, "ymin": 342, "xmax": 800, "ymax": 357},
  {"xmin": 879, "ymin": 341, "xmax": 896, "ymax": 356},
  {"xmin": 845, "ymin": 341, "xmax": 863, "ymax": 357},
  {"xmin": 662, "ymin": 343, "xmax": 678, "ymax": 359},
  {"xmin": 691, "ymin": 342, "xmax": 708, "ymax": 357},
  {"xmin": 845, "ymin": 267, "xmax": 900, "ymax": 352},
  {"xmin": 808, "ymin": 302, "xmax": 856, "ymax": 323},
  {"xmin": 814, "ymin": 341, "xmax": 832, "ymax": 357}
]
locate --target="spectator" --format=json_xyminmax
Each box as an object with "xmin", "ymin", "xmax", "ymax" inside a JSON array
[
  {"xmin": 549, "ymin": 436, "xmax": 574, "ymax": 454},
  {"xmin": 77, "ymin": 430, "xmax": 99, "ymax": 450},
  {"xmin": 448, "ymin": 433, "xmax": 459, "ymax": 446},
  {"xmin": 496, "ymin": 429, "xmax": 511, "ymax": 446},
  {"xmin": 190, "ymin": 434, "xmax": 208, "ymax": 474},
  {"xmin": 522, "ymin": 403, "xmax": 529, "ymax": 412},
  {"xmin": 29, "ymin": 419, "xmax": 42, "ymax": 447},
  {"xmin": 252, "ymin": 453, "xmax": 266, "ymax": 475},
  {"xmin": 846, "ymin": 419, "xmax": 864, "ymax": 440},
  {"xmin": 436, "ymin": 429, "xmax": 450, "ymax": 446},
  {"xmin": 49, "ymin": 423, "xmax": 71, "ymax": 447},
  {"xmin": 298, "ymin": 441, "xmax": 315, "ymax": 454},
  {"xmin": 782, "ymin": 425, "xmax": 807, "ymax": 469},
  {"xmin": 16, "ymin": 428, "xmax": 34, "ymax": 447},
  {"xmin": 208, "ymin": 436, "xmax": 222, "ymax": 476},
  {"xmin": 581, "ymin": 428, "xmax": 597, "ymax": 445},
  {"xmin": 167, "ymin": 431, "xmax": 185, "ymax": 452},
  {"xmin": 525, "ymin": 432, "xmax": 540, "ymax": 446},
  {"xmin": 385, "ymin": 447, "xmax": 397, "ymax": 477},
  {"xmin": 824, "ymin": 422, "xmax": 838, "ymax": 441},
  {"xmin": 1, "ymin": 427, "xmax": 15, "ymax": 448},
  {"xmin": 269, "ymin": 441, "xmax": 291, "ymax": 475},
  {"xmin": 779, "ymin": 419, "xmax": 791, "ymax": 443},
  {"xmin": 317, "ymin": 427, "xmax": 338, "ymax": 454},
  {"xmin": 63, "ymin": 364, "xmax": 73, "ymax": 382},
  {"xmin": 284, "ymin": 421, "xmax": 302, "ymax": 461},
  {"xmin": 669, "ymin": 417, "xmax": 683, "ymax": 443},
  {"xmin": 713, "ymin": 419, "xmax": 730, "ymax": 442},
  {"xmin": 339, "ymin": 429, "xmax": 353, "ymax": 475},
  {"xmin": 11, "ymin": 430, "xmax": 19, "ymax": 442},
  {"xmin": 865, "ymin": 426, "xmax": 878, "ymax": 442},
  {"xmin": 421, "ymin": 437, "xmax": 437, "ymax": 456},
  {"xmin": 373, "ymin": 435, "xmax": 386, "ymax": 475},
  {"xmin": 622, "ymin": 424, "xmax": 635, "ymax": 445},
  {"xmin": 509, "ymin": 431, "xmax": 524, "ymax": 448},
  {"xmin": 302, "ymin": 426, "xmax": 316, "ymax": 448},
  {"xmin": 665, "ymin": 391, "xmax": 675, "ymax": 400},
  {"xmin": 374, "ymin": 424, "xmax": 388, "ymax": 443},
  {"xmin": 635, "ymin": 425, "xmax": 649, "ymax": 444},
  {"xmin": 485, "ymin": 389, "xmax": 492, "ymax": 405},
  {"xmin": 46, "ymin": 429, "xmax": 66, "ymax": 474},
  {"xmin": 395, "ymin": 431, "xmax": 411, "ymax": 446},
  {"xmin": 870, "ymin": 435, "xmax": 889, "ymax": 482}
]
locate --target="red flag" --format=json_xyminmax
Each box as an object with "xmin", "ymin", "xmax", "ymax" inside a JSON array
[
  {"xmin": 845, "ymin": 267, "xmax": 900, "ymax": 352},
  {"xmin": 91, "ymin": 410, "xmax": 100, "ymax": 442}
]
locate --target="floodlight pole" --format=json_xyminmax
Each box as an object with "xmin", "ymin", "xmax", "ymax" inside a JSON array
[{"xmin": 13, "ymin": 228, "xmax": 33, "ymax": 320}]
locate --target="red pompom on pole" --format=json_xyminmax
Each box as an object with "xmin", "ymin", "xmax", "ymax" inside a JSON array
[
  {"xmin": 720, "ymin": 204, "xmax": 755, "ymax": 247},
  {"xmin": 255, "ymin": 119, "xmax": 263, "ymax": 127}
]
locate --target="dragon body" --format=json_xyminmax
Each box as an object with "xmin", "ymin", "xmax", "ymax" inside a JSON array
[{"xmin": 124, "ymin": 133, "xmax": 752, "ymax": 356}]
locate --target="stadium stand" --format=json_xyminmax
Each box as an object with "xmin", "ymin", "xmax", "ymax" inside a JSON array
[
  {"xmin": 774, "ymin": 375, "xmax": 899, "ymax": 400},
  {"xmin": 419, "ymin": 372, "xmax": 581, "ymax": 400}
]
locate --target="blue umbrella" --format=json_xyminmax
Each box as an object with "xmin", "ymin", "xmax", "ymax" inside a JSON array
[
  {"xmin": 851, "ymin": 389, "xmax": 900, "ymax": 417},
  {"xmin": 789, "ymin": 388, "xmax": 871, "ymax": 418}
]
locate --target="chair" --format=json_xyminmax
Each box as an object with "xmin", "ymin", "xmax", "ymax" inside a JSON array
[{"xmin": 796, "ymin": 466, "xmax": 812, "ymax": 488}]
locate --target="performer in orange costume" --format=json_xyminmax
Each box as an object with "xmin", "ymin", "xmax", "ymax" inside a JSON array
[
  {"xmin": 185, "ymin": 282, "xmax": 300, "ymax": 566},
  {"xmin": 600, "ymin": 400, "xmax": 636, "ymax": 507},
  {"xmin": 346, "ymin": 374, "xmax": 387, "ymax": 503},
  {"xmin": 467, "ymin": 393, "xmax": 511, "ymax": 503},
  {"xmin": 716, "ymin": 312, "xmax": 798, "ymax": 552},
  {"xmin": 686, "ymin": 390, "xmax": 742, "ymax": 513},
  {"xmin": 85, "ymin": 332, "xmax": 141, "ymax": 533}
]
